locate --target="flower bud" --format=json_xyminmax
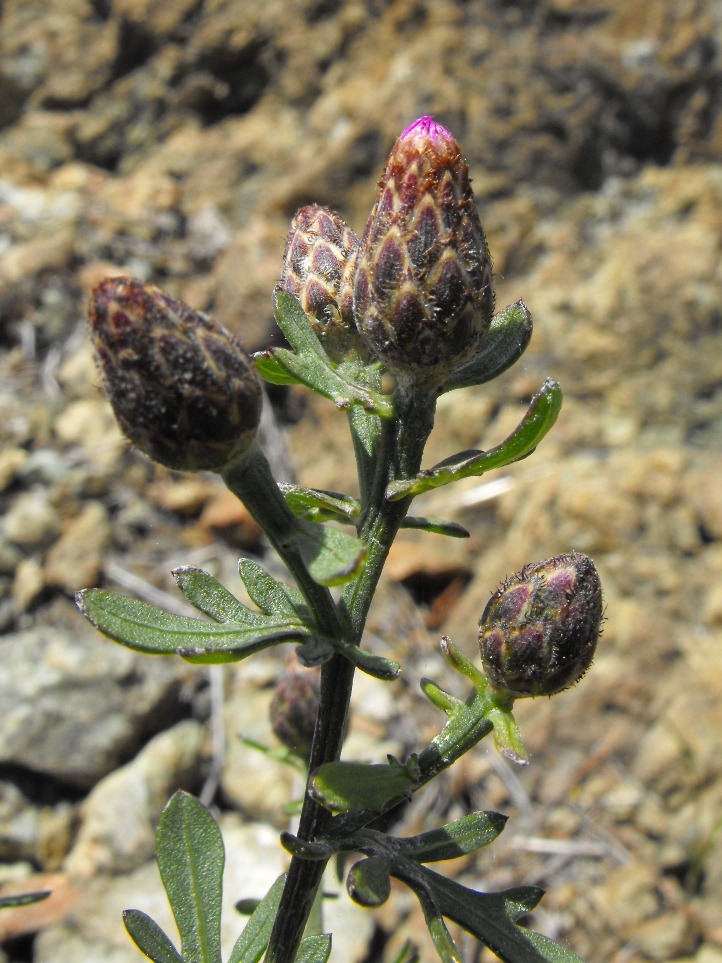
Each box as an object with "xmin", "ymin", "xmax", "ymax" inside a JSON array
[
  {"xmin": 269, "ymin": 654, "xmax": 321, "ymax": 758},
  {"xmin": 88, "ymin": 277, "xmax": 262, "ymax": 472},
  {"xmin": 278, "ymin": 204, "xmax": 361, "ymax": 359},
  {"xmin": 353, "ymin": 116, "xmax": 494, "ymax": 382},
  {"xmin": 478, "ymin": 553, "xmax": 602, "ymax": 697}
]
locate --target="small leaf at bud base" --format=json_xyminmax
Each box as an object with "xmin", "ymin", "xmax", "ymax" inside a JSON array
[
  {"xmin": 478, "ymin": 553, "xmax": 603, "ymax": 697},
  {"xmin": 278, "ymin": 204, "xmax": 363, "ymax": 360},
  {"xmin": 88, "ymin": 277, "xmax": 262, "ymax": 473},
  {"xmin": 353, "ymin": 116, "xmax": 494, "ymax": 384}
]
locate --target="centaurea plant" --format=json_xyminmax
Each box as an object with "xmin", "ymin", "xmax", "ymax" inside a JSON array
[{"xmin": 77, "ymin": 117, "xmax": 603, "ymax": 963}]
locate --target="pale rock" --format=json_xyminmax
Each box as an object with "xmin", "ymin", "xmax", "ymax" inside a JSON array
[
  {"xmin": 55, "ymin": 342, "xmax": 98, "ymax": 401},
  {"xmin": 11, "ymin": 556, "xmax": 45, "ymax": 611},
  {"xmin": 221, "ymin": 686, "xmax": 295, "ymax": 821},
  {"xmin": 65, "ymin": 720, "xmax": 204, "ymax": 877},
  {"xmin": 0, "ymin": 446, "xmax": 28, "ymax": 491},
  {"xmin": 3, "ymin": 488, "xmax": 60, "ymax": 549},
  {"xmin": 44, "ymin": 501, "xmax": 112, "ymax": 592},
  {"xmin": 0, "ymin": 625, "xmax": 190, "ymax": 788}
]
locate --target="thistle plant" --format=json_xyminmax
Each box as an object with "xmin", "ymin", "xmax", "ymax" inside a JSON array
[{"xmin": 77, "ymin": 116, "xmax": 603, "ymax": 963}]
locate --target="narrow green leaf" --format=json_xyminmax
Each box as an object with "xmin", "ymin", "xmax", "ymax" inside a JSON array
[
  {"xmin": 333, "ymin": 639, "xmax": 401, "ymax": 681},
  {"xmin": 253, "ymin": 351, "xmax": 303, "ymax": 386},
  {"xmin": 156, "ymin": 792, "xmax": 223, "ymax": 963},
  {"xmin": 294, "ymin": 523, "xmax": 367, "ymax": 587},
  {"xmin": 297, "ymin": 934, "xmax": 332, "ymax": 963},
  {"xmin": 238, "ymin": 559, "xmax": 308, "ymax": 621},
  {"xmin": 420, "ymin": 679, "xmax": 465, "ymax": 716},
  {"xmin": 410, "ymin": 885, "xmax": 463, "ymax": 963},
  {"xmin": 426, "ymin": 916, "xmax": 465, "ymax": 963},
  {"xmin": 386, "ymin": 379, "xmax": 563, "ymax": 501},
  {"xmin": 522, "ymin": 931, "xmax": 588, "ymax": 962},
  {"xmin": 487, "ymin": 705, "xmax": 529, "ymax": 765},
  {"xmin": 441, "ymin": 300, "xmax": 533, "ymax": 393},
  {"xmin": 240, "ymin": 736, "xmax": 307, "ymax": 774},
  {"xmin": 123, "ymin": 910, "xmax": 183, "ymax": 963},
  {"xmin": 0, "ymin": 890, "xmax": 51, "ymax": 909},
  {"xmin": 310, "ymin": 758, "xmax": 419, "ymax": 814},
  {"xmin": 77, "ymin": 589, "xmax": 311, "ymax": 663},
  {"xmin": 393, "ymin": 811, "xmax": 508, "ymax": 863},
  {"xmin": 228, "ymin": 875, "xmax": 285, "ymax": 963},
  {"xmin": 280, "ymin": 484, "xmax": 361, "ymax": 524},
  {"xmin": 280, "ymin": 832, "xmax": 335, "ymax": 861},
  {"xmin": 173, "ymin": 567, "xmax": 263, "ymax": 624},
  {"xmin": 270, "ymin": 292, "xmax": 394, "ymax": 418},
  {"xmin": 265, "ymin": 345, "xmax": 352, "ymax": 405},
  {"xmin": 176, "ymin": 627, "xmax": 308, "ymax": 664},
  {"xmin": 401, "ymin": 516, "xmax": 470, "ymax": 538},
  {"xmin": 388, "ymin": 940, "xmax": 420, "ymax": 963},
  {"xmin": 347, "ymin": 397, "xmax": 384, "ymax": 504}
]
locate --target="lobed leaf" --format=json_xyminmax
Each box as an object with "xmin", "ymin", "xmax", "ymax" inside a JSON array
[
  {"xmin": 406, "ymin": 866, "xmax": 581, "ymax": 963},
  {"xmin": 333, "ymin": 638, "xmax": 400, "ymax": 681},
  {"xmin": 396, "ymin": 873, "xmax": 463, "ymax": 963},
  {"xmin": 173, "ymin": 567, "xmax": 263, "ymax": 624},
  {"xmin": 77, "ymin": 589, "xmax": 311, "ymax": 664},
  {"xmin": 346, "ymin": 856, "xmax": 391, "ymax": 908},
  {"xmin": 238, "ymin": 559, "xmax": 308, "ymax": 621}
]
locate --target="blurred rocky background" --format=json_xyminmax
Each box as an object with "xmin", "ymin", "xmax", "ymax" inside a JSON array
[{"xmin": 1, "ymin": 0, "xmax": 722, "ymax": 960}]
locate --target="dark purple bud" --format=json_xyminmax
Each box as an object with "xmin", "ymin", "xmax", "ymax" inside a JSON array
[
  {"xmin": 353, "ymin": 116, "xmax": 494, "ymax": 383},
  {"xmin": 88, "ymin": 277, "xmax": 261, "ymax": 472},
  {"xmin": 478, "ymin": 553, "xmax": 603, "ymax": 697},
  {"xmin": 269, "ymin": 654, "xmax": 321, "ymax": 759},
  {"xmin": 278, "ymin": 204, "xmax": 362, "ymax": 359}
]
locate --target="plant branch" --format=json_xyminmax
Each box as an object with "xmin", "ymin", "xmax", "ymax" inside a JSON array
[{"xmin": 264, "ymin": 384, "xmax": 437, "ymax": 962}]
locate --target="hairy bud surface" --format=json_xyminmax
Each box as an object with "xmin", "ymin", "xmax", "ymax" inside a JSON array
[
  {"xmin": 89, "ymin": 277, "xmax": 262, "ymax": 472},
  {"xmin": 353, "ymin": 116, "xmax": 494, "ymax": 381},
  {"xmin": 279, "ymin": 204, "xmax": 361, "ymax": 358},
  {"xmin": 479, "ymin": 553, "xmax": 603, "ymax": 697}
]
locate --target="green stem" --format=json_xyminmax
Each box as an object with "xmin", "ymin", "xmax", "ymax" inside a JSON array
[
  {"xmin": 222, "ymin": 443, "xmax": 342, "ymax": 642},
  {"xmin": 263, "ymin": 385, "xmax": 437, "ymax": 963},
  {"xmin": 330, "ymin": 708, "xmax": 495, "ymax": 840}
]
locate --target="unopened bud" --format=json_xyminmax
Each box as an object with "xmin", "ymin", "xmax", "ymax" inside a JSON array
[
  {"xmin": 478, "ymin": 553, "xmax": 602, "ymax": 697},
  {"xmin": 88, "ymin": 277, "xmax": 262, "ymax": 472},
  {"xmin": 278, "ymin": 204, "xmax": 361, "ymax": 359},
  {"xmin": 353, "ymin": 116, "xmax": 494, "ymax": 383},
  {"xmin": 269, "ymin": 654, "xmax": 321, "ymax": 758}
]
